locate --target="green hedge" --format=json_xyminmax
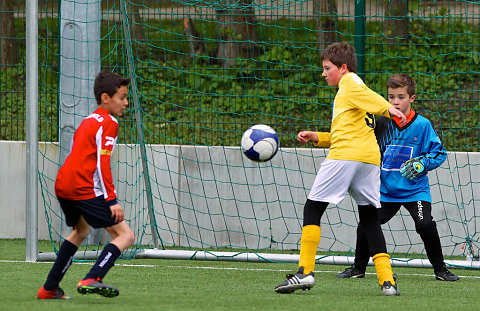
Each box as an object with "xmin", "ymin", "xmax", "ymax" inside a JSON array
[{"xmin": 1, "ymin": 17, "xmax": 478, "ymax": 151}]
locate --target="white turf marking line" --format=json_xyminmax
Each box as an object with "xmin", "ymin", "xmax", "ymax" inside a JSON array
[{"xmin": 2, "ymin": 259, "xmax": 480, "ymax": 279}]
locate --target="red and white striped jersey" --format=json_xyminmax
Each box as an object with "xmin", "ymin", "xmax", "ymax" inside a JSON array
[{"xmin": 55, "ymin": 108, "xmax": 118, "ymax": 204}]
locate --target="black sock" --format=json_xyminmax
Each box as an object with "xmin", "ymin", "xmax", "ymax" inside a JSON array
[
  {"xmin": 44, "ymin": 239, "xmax": 78, "ymax": 290},
  {"xmin": 85, "ymin": 243, "xmax": 121, "ymax": 281}
]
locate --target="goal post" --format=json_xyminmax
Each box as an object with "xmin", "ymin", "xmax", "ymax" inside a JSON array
[
  {"xmin": 27, "ymin": 0, "xmax": 480, "ymax": 269},
  {"xmin": 25, "ymin": 0, "xmax": 39, "ymax": 263}
]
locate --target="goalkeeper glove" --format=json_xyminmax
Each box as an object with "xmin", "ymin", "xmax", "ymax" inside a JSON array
[{"xmin": 400, "ymin": 157, "xmax": 425, "ymax": 180}]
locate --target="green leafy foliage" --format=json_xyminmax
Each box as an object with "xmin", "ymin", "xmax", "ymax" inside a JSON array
[{"xmin": 1, "ymin": 14, "xmax": 479, "ymax": 150}]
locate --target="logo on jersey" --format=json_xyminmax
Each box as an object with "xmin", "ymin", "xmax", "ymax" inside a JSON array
[
  {"xmin": 409, "ymin": 136, "xmax": 420, "ymax": 145},
  {"xmin": 86, "ymin": 113, "xmax": 104, "ymax": 123},
  {"xmin": 105, "ymin": 136, "xmax": 116, "ymax": 146},
  {"xmin": 100, "ymin": 149, "xmax": 111, "ymax": 156},
  {"xmin": 417, "ymin": 201, "xmax": 424, "ymax": 220},
  {"xmin": 382, "ymin": 145, "xmax": 413, "ymax": 170}
]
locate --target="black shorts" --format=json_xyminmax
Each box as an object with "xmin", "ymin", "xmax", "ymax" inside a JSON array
[{"xmin": 58, "ymin": 196, "xmax": 118, "ymax": 229}]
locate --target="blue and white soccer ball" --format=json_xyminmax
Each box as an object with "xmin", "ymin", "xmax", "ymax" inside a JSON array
[{"xmin": 241, "ymin": 124, "xmax": 279, "ymax": 162}]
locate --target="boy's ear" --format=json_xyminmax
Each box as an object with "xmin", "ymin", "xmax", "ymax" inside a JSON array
[
  {"xmin": 100, "ymin": 92, "xmax": 110, "ymax": 104},
  {"xmin": 339, "ymin": 63, "xmax": 348, "ymax": 74}
]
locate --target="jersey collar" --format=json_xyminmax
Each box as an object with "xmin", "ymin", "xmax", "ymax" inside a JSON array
[{"xmin": 394, "ymin": 109, "xmax": 415, "ymax": 128}]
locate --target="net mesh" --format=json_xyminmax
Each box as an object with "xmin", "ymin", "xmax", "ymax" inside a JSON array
[{"xmin": 4, "ymin": 0, "xmax": 480, "ymax": 264}]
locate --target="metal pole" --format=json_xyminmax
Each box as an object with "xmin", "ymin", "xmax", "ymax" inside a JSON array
[
  {"xmin": 354, "ymin": 0, "xmax": 366, "ymax": 79},
  {"xmin": 59, "ymin": 0, "xmax": 102, "ymax": 245},
  {"xmin": 25, "ymin": 0, "xmax": 39, "ymax": 262},
  {"xmin": 36, "ymin": 249, "xmax": 480, "ymax": 270},
  {"xmin": 119, "ymin": 0, "xmax": 162, "ymax": 249}
]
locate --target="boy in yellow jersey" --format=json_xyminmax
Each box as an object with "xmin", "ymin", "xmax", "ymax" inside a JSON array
[{"xmin": 274, "ymin": 42, "xmax": 406, "ymax": 296}]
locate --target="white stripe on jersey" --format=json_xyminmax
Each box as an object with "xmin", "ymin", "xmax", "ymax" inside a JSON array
[{"xmin": 93, "ymin": 126, "xmax": 108, "ymax": 199}]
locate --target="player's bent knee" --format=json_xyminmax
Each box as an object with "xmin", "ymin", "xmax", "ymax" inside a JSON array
[
  {"xmin": 77, "ymin": 230, "xmax": 90, "ymax": 242},
  {"xmin": 117, "ymin": 222, "xmax": 135, "ymax": 246},
  {"xmin": 125, "ymin": 229, "xmax": 135, "ymax": 246},
  {"xmin": 72, "ymin": 225, "xmax": 90, "ymax": 241}
]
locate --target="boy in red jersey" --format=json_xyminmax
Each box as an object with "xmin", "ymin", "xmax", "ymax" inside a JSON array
[
  {"xmin": 274, "ymin": 42, "xmax": 406, "ymax": 296},
  {"xmin": 37, "ymin": 71, "xmax": 135, "ymax": 299}
]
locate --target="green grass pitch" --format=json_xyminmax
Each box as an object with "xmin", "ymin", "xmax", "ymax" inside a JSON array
[{"xmin": 1, "ymin": 239, "xmax": 480, "ymax": 311}]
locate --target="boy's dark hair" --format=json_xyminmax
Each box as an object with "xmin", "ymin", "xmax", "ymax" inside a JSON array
[
  {"xmin": 321, "ymin": 42, "xmax": 357, "ymax": 73},
  {"xmin": 94, "ymin": 71, "xmax": 130, "ymax": 104},
  {"xmin": 387, "ymin": 74, "xmax": 416, "ymax": 96}
]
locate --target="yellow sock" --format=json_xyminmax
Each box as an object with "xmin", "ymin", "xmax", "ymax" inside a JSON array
[
  {"xmin": 372, "ymin": 253, "xmax": 395, "ymax": 286},
  {"xmin": 298, "ymin": 225, "xmax": 321, "ymax": 274}
]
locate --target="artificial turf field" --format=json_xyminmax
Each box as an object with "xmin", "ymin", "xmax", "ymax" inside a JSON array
[{"xmin": 2, "ymin": 239, "xmax": 480, "ymax": 311}]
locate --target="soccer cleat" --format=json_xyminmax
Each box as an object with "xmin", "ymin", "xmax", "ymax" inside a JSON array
[
  {"xmin": 435, "ymin": 267, "xmax": 460, "ymax": 282},
  {"xmin": 76, "ymin": 277, "xmax": 119, "ymax": 298},
  {"xmin": 336, "ymin": 265, "xmax": 366, "ymax": 278},
  {"xmin": 274, "ymin": 266, "xmax": 315, "ymax": 294},
  {"xmin": 381, "ymin": 273, "xmax": 400, "ymax": 296},
  {"xmin": 37, "ymin": 286, "xmax": 72, "ymax": 300}
]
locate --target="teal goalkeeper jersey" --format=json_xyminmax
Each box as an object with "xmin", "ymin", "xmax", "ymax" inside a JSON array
[{"xmin": 374, "ymin": 113, "xmax": 447, "ymax": 202}]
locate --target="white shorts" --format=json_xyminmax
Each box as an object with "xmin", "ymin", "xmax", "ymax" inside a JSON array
[{"xmin": 308, "ymin": 159, "xmax": 381, "ymax": 208}]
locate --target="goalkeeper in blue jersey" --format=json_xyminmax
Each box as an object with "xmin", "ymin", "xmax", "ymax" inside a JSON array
[{"xmin": 336, "ymin": 74, "xmax": 459, "ymax": 282}]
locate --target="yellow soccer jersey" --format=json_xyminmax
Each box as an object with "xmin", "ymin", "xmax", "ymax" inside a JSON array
[{"xmin": 313, "ymin": 73, "xmax": 392, "ymax": 166}]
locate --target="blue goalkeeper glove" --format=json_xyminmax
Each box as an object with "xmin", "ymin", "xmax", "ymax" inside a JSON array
[{"xmin": 400, "ymin": 157, "xmax": 425, "ymax": 180}]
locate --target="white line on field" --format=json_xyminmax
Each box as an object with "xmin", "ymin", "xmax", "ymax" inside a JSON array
[{"xmin": 1, "ymin": 259, "xmax": 480, "ymax": 279}]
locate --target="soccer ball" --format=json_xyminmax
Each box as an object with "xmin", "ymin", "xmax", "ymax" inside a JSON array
[{"xmin": 241, "ymin": 124, "xmax": 279, "ymax": 162}]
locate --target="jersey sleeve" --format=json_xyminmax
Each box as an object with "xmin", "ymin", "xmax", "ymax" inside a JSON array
[
  {"xmin": 99, "ymin": 118, "xmax": 119, "ymax": 205},
  {"xmin": 313, "ymin": 132, "xmax": 331, "ymax": 148},
  {"xmin": 346, "ymin": 76, "xmax": 392, "ymax": 118},
  {"xmin": 420, "ymin": 121, "xmax": 447, "ymax": 172}
]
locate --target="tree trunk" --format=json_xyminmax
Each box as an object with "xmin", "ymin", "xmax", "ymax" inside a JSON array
[
  {"xmin": 215, "ymin": 0, "xmax": 259, "ymax": 68},
  {"xmin": 129, "ymin": 1, "xmax": 146, "ymax": 57},
  {"xmin": 314, "ymin": 0, "xmax": 339, "ymax": 51},
  {"xmin": 384, "ymin": 0, "xmax": 409, "ymax": 43},
  {"xmin": 0, "ymin": 0, "xmax": 18, "ymax": 66},
  {"xmin": 184, "ymin": 17, "xmax": 207, "ymax": 58}
]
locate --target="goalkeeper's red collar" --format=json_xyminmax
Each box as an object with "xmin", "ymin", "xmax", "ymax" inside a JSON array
[{"xmin": 394, "ymin": 109, "xmax": 415, "ymax": 127}]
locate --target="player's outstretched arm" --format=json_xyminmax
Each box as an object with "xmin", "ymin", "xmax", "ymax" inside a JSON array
[
  {"xmin": 388, "ymin": 106, "xmax": 406, "ymax": 126},
  {"xmin": 297, "ymin": 131, "xmax": 319, "ymax": 144}
]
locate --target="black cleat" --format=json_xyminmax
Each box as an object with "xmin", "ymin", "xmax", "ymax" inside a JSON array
[
  {"xmin": 435, "ymin": 267, "xmax": 460, "ymax": 282},
  {"xmin": 275, "ymin": 266, "xmax": 315, "ymax": 294},
  {"xmin": 336, "ymin": 265, "xmax": 366, "ymax": 278},
  {"xmin": 76, "ymin": 278, "xmax": 119, "ymax": 298},
  {"xmin": 381, "ymin": 273, "xmax": 400, "ymax": 296}
]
